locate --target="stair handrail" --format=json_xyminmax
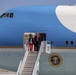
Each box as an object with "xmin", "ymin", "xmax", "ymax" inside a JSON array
[
  {"xmin": 16, "ymin": 44, "xmax": 29, "ymax": 75},
  {"xmin": 16, "ymin": 60, "xmax": 22, "ymax": 75},
  {"xmin": 20, "ymin": 44, "xmax": 29, "ymax": 73},
  {"xmin": 32, "ymin": 41, "xmax": 46, "ymax": 75}
]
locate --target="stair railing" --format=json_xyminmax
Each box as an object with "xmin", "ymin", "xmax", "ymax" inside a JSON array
[
  {"xmin": 16, "ymin": 44, "xmax": 29, "ymax": 75},
  {"xmin": 32, "ymin": 41, "xmax": 46, "ymax": 75},
  {"xmin": 16, "ymin": 60, "xmax": 22, "ymax": 75}
]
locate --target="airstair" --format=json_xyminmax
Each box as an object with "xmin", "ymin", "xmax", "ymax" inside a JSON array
[{"xmin": 16, "ymin": 41, "xmax": 47, "ymax": 75}]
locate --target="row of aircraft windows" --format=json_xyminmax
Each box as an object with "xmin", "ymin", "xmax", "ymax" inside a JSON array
[
  {"xmin": 50, "ymin": 41, "xmax": 74, "ymax": 44},
  {"xmin": 66, "ymin": 41, "xmax": 73, "ymax": 44}
]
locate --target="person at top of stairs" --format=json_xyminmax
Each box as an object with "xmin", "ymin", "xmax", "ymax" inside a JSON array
[
  {"xmin": 34, "ymin": 33, "xmax": 42, "ymax": 51},
  {"xmin": 29, "ymin": 34, "xmax": 34, "ymax": 52}
]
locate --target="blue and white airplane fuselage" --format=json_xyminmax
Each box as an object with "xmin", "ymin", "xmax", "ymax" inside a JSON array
[
  {"xmin": 0, "ymin": 5, "xmax": 76, "ymax": 47},
  {"xmin": 0, "ymin": 5, "xmax": 76, "ymax": 75}
]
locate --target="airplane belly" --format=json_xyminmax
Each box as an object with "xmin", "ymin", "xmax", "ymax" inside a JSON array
[{"xmin": 39, "ymin": 52, "xmax": 76, "ymax": 75}]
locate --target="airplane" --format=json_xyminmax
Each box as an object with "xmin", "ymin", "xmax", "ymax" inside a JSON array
[{"xmin": 0, "ymin": 5, "xmax": 76, "ymax": 75}]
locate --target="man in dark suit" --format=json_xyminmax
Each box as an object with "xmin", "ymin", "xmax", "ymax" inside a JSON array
[{"xmin": 34, "ymin": 33, "xmax": 41, "ymax": 51}]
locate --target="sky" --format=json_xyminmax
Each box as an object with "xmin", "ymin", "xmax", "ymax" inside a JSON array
[{"xmin": 0, "ymin": 0, "xmax": 76, "ymax": 15}]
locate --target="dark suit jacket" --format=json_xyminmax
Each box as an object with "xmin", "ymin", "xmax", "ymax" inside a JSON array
[{"xmin": 34, "ymin": 36, "xmax": 41, "ymax": 44}]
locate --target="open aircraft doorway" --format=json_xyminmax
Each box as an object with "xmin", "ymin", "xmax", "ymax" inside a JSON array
[
  {"xmin": 23, "ymin": 32, "xmax": 46, "ymax": 44},
  {"xmin": 23, "ymin": 32, "xmax": 46, "ymax": 51}
]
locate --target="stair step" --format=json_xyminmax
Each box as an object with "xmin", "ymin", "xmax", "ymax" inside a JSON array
[
  {"xmin": 27, "ymin": 56, "xmax": 37, "ymax": 59},
  {"xmin": 24, "ymin": 66, "xmax": 34, "ymax": 68},
  {"xmin": 28, "ymin": 54, "xmax": 38, "ymax": 57},
  {"xmin": 26, "ymin": 60, "xmax": 36, "ymax": 63},
  {"xmin": 22, "ymin": 68, "xmax": 33, "ymax": 72},
  {"xmin": 24, "ymin": 63, "xmax": 35, "ymax": 68},
  {"xmin": 26, "ymin": 58, "xmax": 36, "ymax": 61},
  {"xmin": 21, "ymin": 72, "xmax": 32, "ymax": 75},
  {"xmin": 29, "ymin": 52, "xmax": 38, "ymax": 54},
  {"xmin": 25, "ymin": 62, "xmax": 35, "ymax": 64},
  {"xmin": 29, "ymin": 51, "xmax": 38, "ymax": 54}
]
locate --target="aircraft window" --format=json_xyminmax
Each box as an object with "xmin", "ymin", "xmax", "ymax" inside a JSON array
[
  {"xmin": 51, "ymin": 41, "xmax": 53, "ymax": 44},
  {"xmin": 71, "ymin": 41, "xmax": 73, "ymax": 44},
  {"xmin": 66, "ymin": 41, "xmax": 68, "ymax": 44}
]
